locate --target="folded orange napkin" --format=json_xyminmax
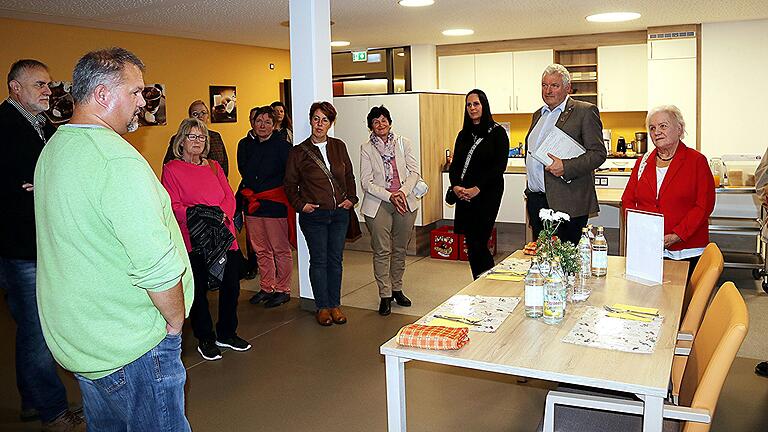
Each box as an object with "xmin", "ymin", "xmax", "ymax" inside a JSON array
[{"xmin": 396, "ymin": 324, "xmax": 470, "ymax": 350}]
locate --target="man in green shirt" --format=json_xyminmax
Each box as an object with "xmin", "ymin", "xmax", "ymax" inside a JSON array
[{"xmin": 34, "ymin": 47, "xmax": 193, "ymax": 431}]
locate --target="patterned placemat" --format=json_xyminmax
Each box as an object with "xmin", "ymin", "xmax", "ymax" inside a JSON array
[
  {"xmin": 418, "ymin": 295, "xmax": 520, "ymax": 333},
  {"xmin": 562, "ymin": 306, "xmax": 663, "ymax": 354}
]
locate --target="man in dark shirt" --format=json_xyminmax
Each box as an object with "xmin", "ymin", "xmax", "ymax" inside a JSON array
[
  {"xmin": 163, "ymin": 100, "xmax": 229, "ymax": 176},
  {"xmin": 0, "ymin": 59, "xmax": 84, "ymax": 430}
]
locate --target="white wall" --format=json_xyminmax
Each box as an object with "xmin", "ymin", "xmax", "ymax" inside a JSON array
[
  {"xmin": 410, "ymin": 44, "xmax": 437, "ymax": 91},
  {"xmin": 701, "ymin": 19, "xmax": 768, "ymax": 158}
]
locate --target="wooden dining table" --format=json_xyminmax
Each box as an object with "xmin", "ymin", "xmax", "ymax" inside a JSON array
[{"xmin": 380, "ymin": 251, "xmax": 688, "ymax": 432}]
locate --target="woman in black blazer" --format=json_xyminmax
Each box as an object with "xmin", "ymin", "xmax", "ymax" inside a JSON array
[{"xmin": 448, "ymin": 89, "xmax": 509, "ymax": 279}]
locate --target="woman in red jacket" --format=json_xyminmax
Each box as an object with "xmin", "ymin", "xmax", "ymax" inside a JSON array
[{"xmin": 621, "ymin": 105, "xmax": 715, "ymax": 276}]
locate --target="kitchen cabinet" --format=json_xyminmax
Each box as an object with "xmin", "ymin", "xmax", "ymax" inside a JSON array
[
  {"xmin": 439, "ymin": 49, "xmax": 553, "ymax": 114},
  {"xmin": 438, "ymin": 54, "xmax": 475, "ymax": 94},
  {"xmin": 512, "ymin": 49, "xmax": 554, "ymax": 112},
  {"xmin": 442, "ymin": 172, "xmax": 527, "ymax": 223},
  {"xmin": 647, "ymin": 38, "xmax": 696, "ymax": 146},
  {"xmin": 474, "ymin": 52, "xmax": 514, "ymax": 112},
  {"xmin": 598, "ymin": 44, "xmax": 647, "ymax": 112}
]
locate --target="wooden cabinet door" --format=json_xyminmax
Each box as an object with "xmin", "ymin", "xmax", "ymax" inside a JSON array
[
  {"xmin": 474, "ymin": 52, "xmax": 514, "ymax": 113},
  {"xmin": 598, "ymin": 44, "xmax": 647, "ymax": 112},
  {"xmin": 512, "ymin": 49, "xmax": 553, "ymax": 113},
  {"xmin": 438, "ymin": 55, "xmax": 475, "ymax": 94}
]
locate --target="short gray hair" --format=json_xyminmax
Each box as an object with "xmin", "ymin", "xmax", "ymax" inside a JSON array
[
  {"xmin": 171, "ymin": 118, "xmax": 210, "ymax": 160},
  {"xmin": 7, "ymin": 59, "xmax": 48, "ymax": 90},
  {"xmin": 71, "ymin": 47, "xmax": 145, "ymax": 104},
  {"xmin": 646, "ymin": 105, "xmax": 686, "ymax": 139},
  {"xmin": 542, "ymin": 63, "xmax": 571, "ymax": 87}
]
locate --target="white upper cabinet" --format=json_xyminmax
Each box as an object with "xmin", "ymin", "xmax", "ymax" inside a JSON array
[
  {"xmin": 512, "ymin": 49, "xmax": 553, "ymax": 113},
  {"xmin": 438, "ymin": 54, "xmax": 475, "ymax": 94},
  {"xmin": 474, "ymin": 52, "xmax": 514, "ymax": 113},
  {"xmin": 598, "ymin": 44, "xmax": 648, "ymax": 112}
]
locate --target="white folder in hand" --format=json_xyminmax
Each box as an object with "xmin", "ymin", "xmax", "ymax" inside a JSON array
[
  {"xmin": 532, "ymin": 127, "xmax": 586, "ymax": 166},
  {"xmin": 625, "ymin": 209, "xmax": 664, "ymax": 285}
]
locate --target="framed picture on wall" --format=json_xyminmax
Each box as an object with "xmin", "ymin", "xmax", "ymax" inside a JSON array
[
  {"xmin": 138, "ymin": 84, "xmax": 166, "ymax": 126},
  {"xmin": 44, "ymin": 81, "xmax": 74, "ymax": 128},
  {"xmin": 209, "ymin": 85, "xmax": 237, "ymax": 123}
]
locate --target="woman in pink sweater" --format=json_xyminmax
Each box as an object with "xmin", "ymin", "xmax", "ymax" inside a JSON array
[{"xmin": 161, "ymin": 118, "xmax": 250, "ymax": 361}]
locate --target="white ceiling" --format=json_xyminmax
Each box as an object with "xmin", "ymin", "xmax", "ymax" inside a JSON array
[{"xmin": 0, "ymin": 0, "xmax": 766, "ymax": 51}]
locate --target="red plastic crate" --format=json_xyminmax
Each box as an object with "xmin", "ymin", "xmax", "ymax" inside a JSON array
[
  {"xmin": 430, "ymin": 226, "xmax": 460, "ymax": 260},
  {"xmin": 459, "ymin": 227, "xmax": 497, "ymax": 261}
]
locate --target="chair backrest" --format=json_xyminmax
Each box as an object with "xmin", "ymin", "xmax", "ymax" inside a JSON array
[
  {"xmin": 678, "ymin": 282, "xmax": 748, "ymax": 432},
  {"xmin": 680, "ymin": 243, "xmax": 724, "ymax": 336}
]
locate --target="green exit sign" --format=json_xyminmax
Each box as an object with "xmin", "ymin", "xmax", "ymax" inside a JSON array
[{"xmin": 352, "ymin": 51, "xmax": 368, "ymax": 62}]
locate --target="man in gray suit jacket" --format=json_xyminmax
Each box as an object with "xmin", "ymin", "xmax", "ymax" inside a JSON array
[{"xmin": 524, "ymin": 64, "xmax": 606, "ymax": 244}]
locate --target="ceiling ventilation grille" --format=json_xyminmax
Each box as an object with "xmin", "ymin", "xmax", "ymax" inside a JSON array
[{"xmin": 648, "ymin": 31, "xmax": 696, "ymax": 40}]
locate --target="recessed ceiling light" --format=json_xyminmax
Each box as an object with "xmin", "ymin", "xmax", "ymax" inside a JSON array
[
  {"xmin": 399, "ymin": 0, "xmax": 435, "ymax": 6},
  {"xmin": 442, "ymin": 28, "xmax": 474, "ymax": 36},
  {"xmin": 586, "ymin": 12, "xmax": 641, "ymax": 23},
  {"xmin": 330, "ymin": 40, "xmax": 351, "ymax": 47}
]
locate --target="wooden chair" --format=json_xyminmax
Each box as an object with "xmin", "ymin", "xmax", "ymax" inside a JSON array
[{"xmin": 541, "ymin": 281, "xmax": 748, "ymax": 432}]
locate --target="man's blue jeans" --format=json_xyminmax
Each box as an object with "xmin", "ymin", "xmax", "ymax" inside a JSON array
[
  {"xmin": 75, "ymin": 333, "xmax": 191, "ymax": 432},
  {"xmin": 299, "ymin": 208, "xmax": 349, "ymax": 309},
  {"xmin": 0, "ymin": 257, "xmax": 69, "ymax": 422}
]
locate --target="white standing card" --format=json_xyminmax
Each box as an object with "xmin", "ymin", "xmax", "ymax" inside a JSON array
[{"xmin": 625, "ymin": 209, "xmax": 664, "ymax": 285}]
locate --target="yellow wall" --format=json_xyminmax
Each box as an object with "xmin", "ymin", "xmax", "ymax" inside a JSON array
[
  {"xmin": 495, "ymin": 111, "xmax": 648, "ymax": 154},
  {"xmin": 0, "ymin": 18, "xmax": 291, "ymax": 189}
]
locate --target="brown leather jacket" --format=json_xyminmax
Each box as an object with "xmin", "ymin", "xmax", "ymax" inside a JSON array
[{"xmin": 284, "ymin": 137, "xmax": 358, "ymax": 211}]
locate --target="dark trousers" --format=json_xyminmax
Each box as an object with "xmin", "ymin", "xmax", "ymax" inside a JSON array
[
  {"xmin": 188, "ymin": 250, "xmax": 241, "ymax": 342},
  {"xmin": 526, "ymin": 191, "xmax": 589, "ymax": 245},
  {"xmin": 0, "ymin": 257, "xmax": 69, "ymax": 422},
  {"xmin": 299, "ymin": 208, "xmax": 348, "ymax": 310},
  {"xmin": 465, "ymin": 223, "xmax": 496, "ymax": 280}
]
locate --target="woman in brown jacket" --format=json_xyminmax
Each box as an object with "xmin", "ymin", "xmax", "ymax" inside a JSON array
[{"xmin": 284, "ymin": 101, "xmax": 358, "ymax": 326}]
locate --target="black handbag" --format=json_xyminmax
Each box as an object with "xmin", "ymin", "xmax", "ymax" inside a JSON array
[{"xmin": 445, "ymin": 187, "xmax": 457, "ymax": 205}]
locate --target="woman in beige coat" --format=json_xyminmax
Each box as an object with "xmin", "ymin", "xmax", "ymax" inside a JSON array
[{"xmin": 360, "ymin": 105, "xmax": 420, "ymax": 316}]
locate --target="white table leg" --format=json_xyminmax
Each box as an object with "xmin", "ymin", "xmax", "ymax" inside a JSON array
[
  {"xmin": 385, "ymin": 355, "xmax": 408, "ymax": 432},
  {"xmin": 643, "ymin": 395, "xmax": 664, "ymax": 432}
]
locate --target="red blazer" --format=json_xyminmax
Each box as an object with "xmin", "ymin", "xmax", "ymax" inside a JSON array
[{"xmin": 621, "ymin": 143, "xmax": 715, "ymax": 251}]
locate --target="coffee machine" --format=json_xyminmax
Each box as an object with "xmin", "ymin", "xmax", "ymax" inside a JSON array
[{"xmin": 634, "ymin": 132, "xmax": 648, "ymax": 154}]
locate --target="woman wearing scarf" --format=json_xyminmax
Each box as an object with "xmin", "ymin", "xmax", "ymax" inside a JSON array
[{"xmin": 360, "ymin": 105, "xmax": 420, "ymax": 316}]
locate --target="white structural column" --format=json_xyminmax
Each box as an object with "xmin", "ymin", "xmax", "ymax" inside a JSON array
[{"xmin": 289, "ymin": 0, "xmax": 333, "ymax": 306}]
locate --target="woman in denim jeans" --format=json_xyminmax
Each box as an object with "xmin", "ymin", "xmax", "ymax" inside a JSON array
[{"xmin": 284, "ymin": 101, "xmax": 358, "ymax": 326}]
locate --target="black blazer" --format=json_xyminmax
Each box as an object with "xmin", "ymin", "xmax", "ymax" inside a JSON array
[
  {"xmin": 449, "ymin": 124, "xmax": 509, "ymax": 234},
  {"xmin": 0, "ymin": 100, "xmax": 55, "ymax": 259}
]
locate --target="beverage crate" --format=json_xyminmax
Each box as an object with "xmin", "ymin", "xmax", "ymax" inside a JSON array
[
  {"xmin": 430, "ymin": 226, "xmax": 460, "ymax": 260},
  {"xmin": 459, "ymin": 227, "xmax": 497, "ymax": 261}
]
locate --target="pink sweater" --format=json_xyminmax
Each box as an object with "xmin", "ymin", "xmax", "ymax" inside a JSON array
[{"xmin": 161, "ymin": 159, "xmax": 238, "ymax": 252}]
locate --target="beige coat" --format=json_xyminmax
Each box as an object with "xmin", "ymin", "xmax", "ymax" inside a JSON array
[{"xmin": 359, "ymin": 134, "xmax": 420, "ymax": 218}]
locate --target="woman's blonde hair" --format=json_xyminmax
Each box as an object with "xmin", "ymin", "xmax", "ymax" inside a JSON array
[{"xmin": 171, "ymin": 118, "xmax": 209, "ymax": 160}]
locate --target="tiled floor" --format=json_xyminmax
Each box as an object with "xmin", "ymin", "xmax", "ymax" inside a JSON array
[{"xmin": 1, "ymin": 249, "xmax": 767, "ymax": 431}]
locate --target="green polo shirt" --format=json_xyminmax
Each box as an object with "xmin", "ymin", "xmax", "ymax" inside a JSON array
[{"xmin": 34, "ymin": 125, "xmax": 194, "ymax": 380}]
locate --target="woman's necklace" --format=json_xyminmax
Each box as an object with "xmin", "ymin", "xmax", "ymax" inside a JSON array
[{"xmin": 656, "ymin": 147, "xmax": 677, "ymax": 162}]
